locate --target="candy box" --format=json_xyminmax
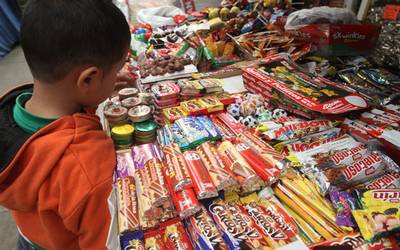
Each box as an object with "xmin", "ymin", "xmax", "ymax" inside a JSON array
[
  {"xmin": 163, "ymin": 106, "xmax": 187, "ymax": 123},
  {"xmin": 180, "ymin": 100, "xmax": 207, "ymax": 116},
  {"xmin": 287, "ymin": 24, "xmax": 381, "ymax": 57},
  {"xmin": 151, "ymin": 81, "xmax": 180, "ymax": 100},
  {"xmin": 198, "ymin": 97, "xmax": 224, "ymax": 113},
  {"xmin": 242, "ymin": 54, "xmax": 368, "ymax": 118}
]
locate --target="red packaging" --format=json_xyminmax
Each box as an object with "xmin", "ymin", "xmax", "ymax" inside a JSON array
[
  {"xmin": 164, "ymin": 222, "xmax": 193, "ymax": 250},
  {"xmin": 215, "ymin": 112, "xmax": 246, "ymax": 135},
  {"xmin": 209, "ymin": 116, "xmax": 236, "ymax": 140},
  {"xmin": 171, "ymin": 188, "xmax": 201, "ymax": 219},
  {"xmin": 238, "ymin": 130, "xmax": 287, "ymax": 171},
  {"xmin": 234, "ymin": 142, "xmax": 278, "ymax": 184},
  {"xmin": 196, "ymin": 142, "xmax": 239, "ymax": 192},
  {"xmin": 183, "ymin": 151, "xmax": 218, "ymax": 200},
  {"xmin": 145, "ymin": 229, "xmax": 167, "ymax": 250},
  {"xmin": 162, "ymin": 144, "xmax": 192, "ymax": 192},
  {"xmin": 217, "ymin": 141, "xmax": 264, "ymax": 194}
]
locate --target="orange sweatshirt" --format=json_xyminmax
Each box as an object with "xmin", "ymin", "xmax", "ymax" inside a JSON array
[{"xmin": 0, "ymin": 85, "xmax": 116, "ymax": 249}]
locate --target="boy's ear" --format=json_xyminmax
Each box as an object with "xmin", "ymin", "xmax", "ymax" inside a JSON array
[{"xmin": 76, "ymin": 67, "xmax": 103, "ymax": 92}]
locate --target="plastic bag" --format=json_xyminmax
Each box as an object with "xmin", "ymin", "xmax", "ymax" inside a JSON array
[
  {"xmin": 285, "ymin": 6, "xmax": 357, "ymax": 30},
  {"xmin": 136, "ymin": 6, "xmax": 185, "ymax": 28}
]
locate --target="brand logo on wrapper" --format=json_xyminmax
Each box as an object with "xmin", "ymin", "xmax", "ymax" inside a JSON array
[
  {"xmin": 342, "ymin": 153, "xmax": 382, "ymax": 181},
  {"xmin": 332, "ymin": 32, "xmax": 366, "ymax": 41},
  {"xmin": 185, "ymin": 152, "xmax": 201, "ymax": 161},
  {"xmin": 168, "ymin": 232, "xmax": 186, "ymax": 250},
  {"xmin": 227, "ymin": 203, "xmax": 262, "ymax": 239},
  {"xmin": 372, "ymin": 190, "xmax": 400, "ymax": 202},
  {"xmin": 245, "ymin": 203, "xmax": 286, "ymax": 239},
  {"xmin": 209, "ymin": 204, "xmax": 247, "ymax": 240},
  {"xmin": 193, "ymin": 212, "xmax": 224, "ymax": 246},
  {"xmin": 366, "ymin": 173, "xmax": 400, "ymax": 189},
  {"xmin": 330, "ymin": 144, "xmax": 366, "ymax": 165}
]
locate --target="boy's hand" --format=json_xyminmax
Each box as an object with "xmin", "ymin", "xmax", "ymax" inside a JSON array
[{"xmin": 114, "ymin": 64, "xmax": 137, "ymax": 92}]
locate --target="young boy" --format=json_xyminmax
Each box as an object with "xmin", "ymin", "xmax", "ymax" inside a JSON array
[{"xmin": 0, "ymin": 0, "xmax": 131, "ymax": 249}]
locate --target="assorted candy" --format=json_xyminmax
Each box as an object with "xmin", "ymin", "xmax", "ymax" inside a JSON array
[{"xmin": 105, "ymin": 2, "xmax": 400, "ymax": 249}]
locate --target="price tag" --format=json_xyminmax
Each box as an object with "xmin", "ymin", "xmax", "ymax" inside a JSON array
[{"xmin": 383, "ymin": 4, "xmax": 400, "ymax": 21}]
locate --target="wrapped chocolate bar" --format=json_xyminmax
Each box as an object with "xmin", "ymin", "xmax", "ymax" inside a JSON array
[
  {"xmin": 175, "ymin": 117, "xmax": 211, "ymax": 148},
  {"xmin": 168, "ymin": 124, "xmax": 190, "ymax": 151},
  {"xmin": 263, "ymin": 120, "xmax": 335, "ymax": 142},
  {"xmin": 120, "ymin": 231, "xmax": 144, "ymax": 250},
  {"xmin": 238, "ymin": 130, "xmax": 287, "ymax": 171},
  {"xmin": 185, "ymin": 206, "xmax": 229, "ymax": 250},
  {"xmin": 240, "ymin": 192, "xmax": 300, "ymax": 248},
  {"xmin": 131, "ymin": 143, "xmax": 160, "ymax": 170},
  {"xmin": 196, "ymin": 116, "xmax": 222, "ymax": 141},
  {"xmin": 360, "ymin": 172, "xmax": 400, "ymax": 190},
  {"xmin": 164, "ymin": 222, "xmax": 193, "ymax": 250},
  {"xmin": 116, "ymin": 177, "xmax": 140, "ymax": 233},
  {"xmin": 329, "ymin": 191, "xmax": 357, "ymax": 227},
  {"xmin": 209, "ymin": 116, "xmax": 236, "ymax": 141},
  {"xmin": 145, "ymin": 229, "xmax": 167, "ymax": 250},
  {"xmin": 217, "ymin": 141, "xmax": 264, "ymax": 194},
  {"xmin": 352, "ymin": 189, "xmax": 400, "ymax": 242},
  {"xmin": 215, "ymin": 113, "xmax": 246, "ymax": 135},
  {"xmin": 171, "ymin": 188, "xmax": 201, "ymax": 219},
  {"xmin": 116, "ymin": 150, "xmax": 136, "ymax": 178},
  {"xmin": 196, "ymin": 142, "xmax": 238, "ymax": 192},
  {"xmin": 224, "ymin": 193, "xmax": 271, "ymax": 249},
  {"xmin": 234, "ymin": 142, "xmax": 279, "ymax": 184},
  {"xmin": 204, "ymin": 197, "xmax": 269, "ymax": 250},
  {"xmin": 162, "ymin": 143, "xmax": 192, "ymax": 192},
  {"xmin": 183, "ymin": 151, "xmax": 218, "ymax": 200}
]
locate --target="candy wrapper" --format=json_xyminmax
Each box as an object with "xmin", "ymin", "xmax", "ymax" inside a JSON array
[
  {"xmin": 352, "ymin": 189, "xmax": 400, "ymax": 242},
  {"xmin": 183, "ymin": 151, "xmax": 218, "ymax": 200},
  {"xmin": 116, "ymin": 177, "xmax": 140, "ymax": 233},
  {"xmin": 198, "ymin": 97, "xmax": 224, "ymax": 113},
  {"xmin": 176, "ymin": 117, "xmax": 211, "ymax": 147},
  {"xmin": 238, "ymin": 130, "xmax": 287, "ymax": 172},
  {"xmin": 196, "ymin": 116, "xmax": 222, "ymax": 141},
  {"xmin": 209, "ymin": 116, "xmax": 236, "ymax": 141},
  {"xmin": 180, "ymin": 100, "xmax": 207, "ymax": 116},
  {"xmin": 215, "ymin": 113, "xmax": 246, "ymax": 136},
  {"xmin": 360, "ymin": 172, "xmax": 400, "ymax": 190},
  {"xmin": 329, "ymin": 191, "xmax": 357, "ymax": 227},
  {"xmin": 162, "ymin": 144, "xmax": 192, "ymax": 192},
  {"xmin": 185, "ymin": 206, "xmax": 229, "ymax": 250},
  {"xmin": 217, "ymin": 141, "xmax": 264, "ymax": 194},
  {"xmin": 234, "ymin": 142, "xmax": 279, "ymax": 184},
  {"xmin": 116, "ymin": 150, "xmax": 136, "ymax": 178},
  {"xmin": 309, "ymin": 232, "xmax": 396, "ymax": 250},
  {"xmin": 240, "ymin": 192, "xmax": 300, "ymax": 248},
  {"xmin": 132, "ymin": 143, "xmax": 160, "ymax": 170},
  {"xmin": 163, "ymin": 106, "xmax": 186, "ymax": 123},
  {"xmin": 145, "ymin": 230, "xmax": 167, "ymax": 250},
  {"xmin": 120, "ymin": 231, "xmax": 144, "ymax": 250},
  {"xmin": 203, "ymin": 197, "xmax": 269, "ymax": 249},
  {"xmin": 168, "ymin": 124, "xmax": 191, "ymax": 151},
  {"xmin": 263, "ymin": 120, "xmax": 334, "ymax": 142},
  {"xmin": 164, "ymin": 222, "xmax": 193, "ymax": 250},
  {"xmin": 171, "ymin": 188, "xmax": 201, "ymax": 219},
  {"xmin": 196, "ymin": 142, "xmax": 238, "ymax": 192}
]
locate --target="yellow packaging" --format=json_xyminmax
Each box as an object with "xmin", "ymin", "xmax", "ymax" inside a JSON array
[{"xmin": 198, "ymin": 96, "xmax": 224, "ymax": 113}]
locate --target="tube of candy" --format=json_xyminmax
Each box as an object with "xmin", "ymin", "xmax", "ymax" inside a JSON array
[
  {"xmin": 185, "ymin": 206, "xmax": 229, "ymax": 250},
  {"xmin": 116, "ymin": 177, "xmax": 140, "ymax": 233},
  {"xmin": 183, "ymin": 151, "xmax": 219, "ymax": 200},
  {"xmin": 217, "ymin": 141, "xmax": 264, "ymax": 194},
  {"xmin": 164, "ymin": 222, "xmax": 193, "ymax": 250},
  {"xmin": 238, "ymin": 130, "xmax": 287, "ymax": 171},
  {"xmin": 171, "ymin": 188, "xmax": 201, "ymax": 219},
  {"xmin": 234, "ymin": 142, "xmax": 278, "ymax": 184},
  {"xmin": 162, "ymin": 143, "xmax": 192, "ymax": 192},
  {"xmin": 196, "ymin": 142, "xmax": 239, "ymax": 192}
]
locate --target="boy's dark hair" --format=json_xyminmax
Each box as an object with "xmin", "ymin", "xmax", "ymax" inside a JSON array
[{"xmin": 21, "ymin": 0, "xmax": 131, "ymax": 83}]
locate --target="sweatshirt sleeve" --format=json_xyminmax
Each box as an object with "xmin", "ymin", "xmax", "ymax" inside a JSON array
[{"xmin": 64, "ymin": 178, "xmax": 113, "ymax": 250}]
